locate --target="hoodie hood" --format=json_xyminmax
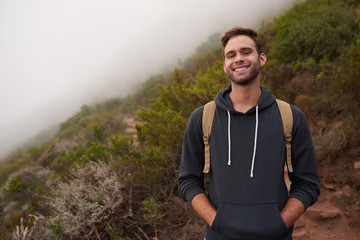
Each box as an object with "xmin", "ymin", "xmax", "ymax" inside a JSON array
[
  {"xmin": 214, "ymin": 84, "xmax": 276, "ymax": 114},
  {"xmin": 213, "ymin": 84, "xmax": 276, "ymax": 178}
]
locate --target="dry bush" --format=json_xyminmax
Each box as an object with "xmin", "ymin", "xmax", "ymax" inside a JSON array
[
  {"xmin": 42, "ymin": 161, "xmax": 127, "ymax": 239},
  {"xmin": 313, "ymin": 123, "xmax": 347, "ymax": 162},
  {"xmin": 12, "ymin": 214, "xmax": 46, "ymax": 240}
]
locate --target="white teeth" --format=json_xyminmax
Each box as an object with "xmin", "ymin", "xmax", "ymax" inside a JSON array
[{"xmin": 234, "ymin": 67, "xmax": 247, "ymax": 72}]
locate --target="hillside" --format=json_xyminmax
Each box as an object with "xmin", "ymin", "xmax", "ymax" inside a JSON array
[{"xmin": 1, "ymin": 0, "xmax": 360, "ymax": 239}]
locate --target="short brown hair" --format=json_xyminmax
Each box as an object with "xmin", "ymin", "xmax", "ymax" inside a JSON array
[{"xmin": 221, "ymin": 27, "xmax": 263, "ymax": 57}]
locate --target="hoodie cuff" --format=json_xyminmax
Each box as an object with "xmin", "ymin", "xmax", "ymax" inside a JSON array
[
  {"xmin": 186, "ymin": 188, "xmax": 206, "ymax": 204},
  {"xmin": 289, "ymin": 191, "xmax": 313, "ymax": 209}
]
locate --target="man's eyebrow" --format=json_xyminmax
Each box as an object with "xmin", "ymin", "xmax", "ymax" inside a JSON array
[
  {"xmin": 225, "ymin": 50, "xmax": 235, "ymax": 55},
  {"xmin": 240, "ymin": 47, "xmax": 253, "ymax": 52}
]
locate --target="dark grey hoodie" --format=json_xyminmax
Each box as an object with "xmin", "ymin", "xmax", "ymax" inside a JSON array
[{"xmin": 178, "ymin": 85, "xmax": 320, "ymax": 240}]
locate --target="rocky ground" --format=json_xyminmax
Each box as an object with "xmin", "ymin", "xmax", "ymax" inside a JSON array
[
  {"xmin": 291, "ymin": 157, "xmax": 360, "ymax": 240},
  {"xmin": 292, "ymin": 184, "xmax": 360, "ymax": 240}
]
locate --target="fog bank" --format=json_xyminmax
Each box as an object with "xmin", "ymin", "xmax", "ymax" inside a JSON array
[{"xmin": 0, "ymin": 0, "xmax": 296, "ymax": 158}]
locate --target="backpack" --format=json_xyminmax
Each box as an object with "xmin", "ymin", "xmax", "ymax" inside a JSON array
[{"xmin": 202, "ymin": 99, "xmax": 293, "ymax": 174}]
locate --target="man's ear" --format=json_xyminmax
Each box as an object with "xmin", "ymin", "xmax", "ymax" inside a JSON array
[{"xmin": 259, "ymin": 53, "xmax": 267, "ymax": 67}]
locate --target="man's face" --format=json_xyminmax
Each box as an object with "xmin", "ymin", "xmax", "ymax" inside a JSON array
[{"xmin": 223, "ymin": 35, "xmax": 266, "ymax": 86}]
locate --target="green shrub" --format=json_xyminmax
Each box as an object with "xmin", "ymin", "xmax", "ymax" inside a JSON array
[
  {"xmin": 7, "ymin": 176, "xmax": 29, "ymax": 191},
  {"xmin": 142, "ymin": 198, "xmax": 165, "ymax": 240},
  {"xmin": 93, "ymin": 124, "xmax": 107, "ymax": 141},
  {"xmin": 268, "ymin": 0, "xmax": 357, "ymax": 63},
  {"xmin": 0, "ymin": 158, "xmax": 27, "ymax": 186}
]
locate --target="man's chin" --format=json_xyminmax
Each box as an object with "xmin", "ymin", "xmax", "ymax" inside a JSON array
[
  {"xmin": 227, "ymin": 71, "xmax": 260, "ymax": 86},
  {"xmin": 230, "ymin": 76, "xmax": 256, "ymax": 86}
]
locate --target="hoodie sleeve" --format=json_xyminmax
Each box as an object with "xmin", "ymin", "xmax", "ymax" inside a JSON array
[
  {"xmin": 178, "ymin": 106, "xmax": 206, "ymax": 204},
  {"xmin": 288, "ymin": 106, "xmax": 321, "ymax": 209}
]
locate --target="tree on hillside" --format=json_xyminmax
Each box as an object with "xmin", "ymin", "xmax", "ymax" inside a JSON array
[{"xmin": 267, "ymin": 0, "xmax": 357, "ymax": 63}]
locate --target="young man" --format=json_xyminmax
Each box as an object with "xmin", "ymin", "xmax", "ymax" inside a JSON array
[{"xmin": 178, "ymin": 27, "xmax": 320, "ymax": 240}]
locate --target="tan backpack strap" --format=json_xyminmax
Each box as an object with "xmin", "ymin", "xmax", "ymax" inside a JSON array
[
  {"xmin": 202, "ymin": 101, "xmax": 216, "ymax": 173},
  {"xmin": 276, "ymin": 99, "xmax": 294, "ymax": 172}
]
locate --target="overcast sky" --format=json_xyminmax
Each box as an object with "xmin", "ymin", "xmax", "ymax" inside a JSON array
[{"xmin": 0, "ymin": 0, "xmax": 296, "ymax": 157}]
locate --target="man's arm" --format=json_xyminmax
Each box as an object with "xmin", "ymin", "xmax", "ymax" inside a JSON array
[
  {"xmin": 191, "ymin": 193, "xmax": 217, "ymax": 226},
  {"xmin": 283, "ymin": 107, "xmax": 320, "ymax": 228},
  {"xmin": 178, "ymin": 107, "xmax": 210, "ymax": 205},
  {"xmin": 280, "ymin": 197, "xmax": 305, "ymax": 229}
]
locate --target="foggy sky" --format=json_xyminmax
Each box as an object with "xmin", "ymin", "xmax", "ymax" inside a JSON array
[{"xmin": 0, "ymin": 0, "xmax": 295, "ymax": 158}]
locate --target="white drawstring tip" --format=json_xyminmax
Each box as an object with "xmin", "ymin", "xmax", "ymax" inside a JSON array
[{"xmin": 250, "ymin": 173, "xmax": 254, "ymax": 178}]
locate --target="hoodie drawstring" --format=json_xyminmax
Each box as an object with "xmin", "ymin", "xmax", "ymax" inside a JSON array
[
  {"xmin": 227, "ymin": 105, "xmax": 259, "ymax": 178},
  {"xmin": 250, "ymin": 105, "xmax": 259, "ymax": 178},
  {"xmin": 227, "ymin": 111, "xmax": 231, "ymax": 166}
]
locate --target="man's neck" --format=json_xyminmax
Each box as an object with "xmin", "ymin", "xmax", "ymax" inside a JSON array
[{"xmin": 229, "ymin": 80, "xmax": 261, "ymax": 113}]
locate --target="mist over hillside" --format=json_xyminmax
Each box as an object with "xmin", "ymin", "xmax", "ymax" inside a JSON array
[
  {"xmin": 0, "ymin": 0, "xmax": 359, "ymax": 238},
  {"xmin": 0, "ymin": 0, "xmax": 296, "ymax": 158}
]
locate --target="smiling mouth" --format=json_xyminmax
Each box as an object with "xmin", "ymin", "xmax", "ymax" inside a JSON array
[{"xmin": 233, "ymin": 66, "xmax": 249, "ymax": 72}]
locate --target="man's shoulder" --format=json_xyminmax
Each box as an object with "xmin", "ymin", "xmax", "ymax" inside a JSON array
[
  {"xmin": 190, "ymin": 105, "xmax": 205, "ymax": 119},
  {"xmin": 186, "ymin": 105, "xmax": 205, "ymax": 130}
]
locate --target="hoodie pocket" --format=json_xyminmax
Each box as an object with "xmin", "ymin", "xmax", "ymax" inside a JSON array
[{"xmin": 211, "ymin": 203, "xmax": 287, "ymax": 239}]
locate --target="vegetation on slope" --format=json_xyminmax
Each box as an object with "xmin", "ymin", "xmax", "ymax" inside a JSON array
[{"xmin": 1, "ymin": 0, "xmax": 359, "ymax": 239}]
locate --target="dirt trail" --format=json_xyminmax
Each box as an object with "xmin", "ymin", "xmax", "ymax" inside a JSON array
[
  {"xmin": 123, "ymin": 115, "xmax": 137, "ymax": 137},
  {"xmin": 292, "ymin": 186, "xmax": 360, "ymax": 240},
  {"xmin": 286, "ymin": 163, "xmax": 360, "ymax": 240}
]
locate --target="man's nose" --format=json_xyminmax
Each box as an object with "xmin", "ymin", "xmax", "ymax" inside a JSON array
[{"xmin": 234, "ymin": 53, "xmax": 244, "ymax": 63}]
